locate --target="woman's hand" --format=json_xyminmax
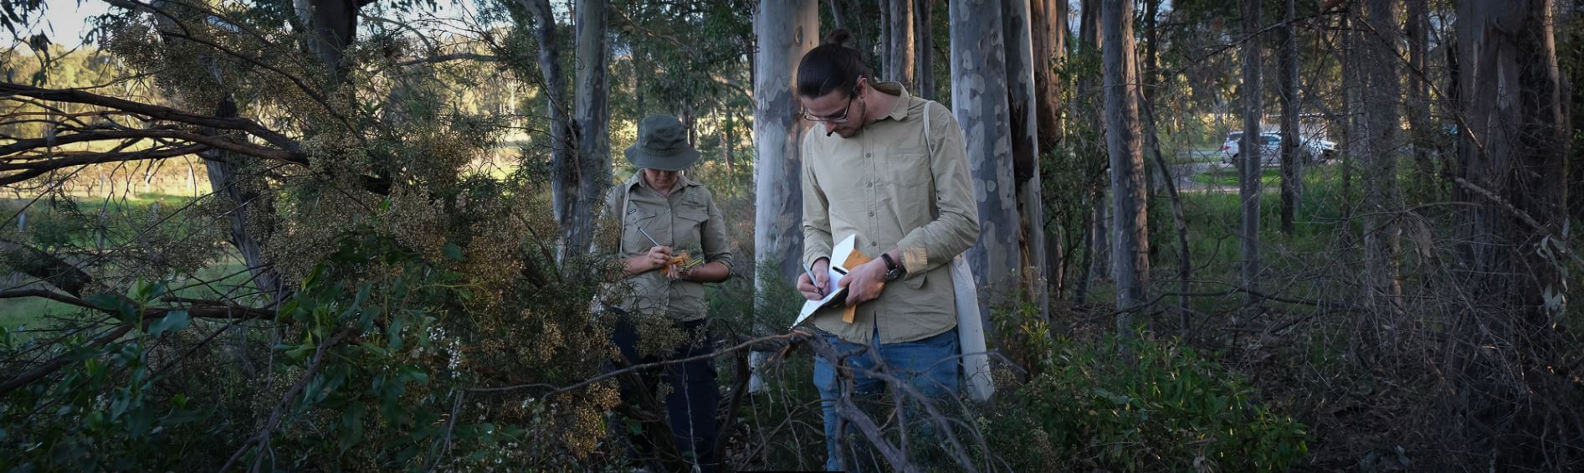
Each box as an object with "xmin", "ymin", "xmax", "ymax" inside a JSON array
[{"xmin": 626, "ymin": 245, "xmax": 672, "ymax": 275}]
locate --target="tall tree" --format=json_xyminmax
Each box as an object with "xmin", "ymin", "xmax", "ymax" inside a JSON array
[
  {"xmin": 1235, "ymin": 0, "xmax": 1260, "ymax": 308},
  {"xmin": 950, "ymin": 0, "xmax": 1019, "ymax": 320},
  {"xmin": 1031, "ymin": 0, "xmax": 1066, "ymax": 298},
  {"xmin": 570, "ymin": 0, "xmax": 612, "ymax": 257},
  {"xmin": 887, "ymin": 0, "xmax": 915, "ymax": 88},
  {"xmin": 1452, "ymin": 1, "xmax": 1572, "ymax": 466},
  {"xmin": 1003, "ymin": 0, "xmax": 1047, "ymax": 319},
  {"xmin": 753, "ymin": 0, "xmax": 816, "ymax": 294},
  {"xmin": 1361, "ymin": 0, "xmax": 1403, "ymax": 314},
  {"xmin": 1278, "ymin": 0, "xmax": 1299, "ymax": 235},
  {"xmin": 526, "ymin": 0, "xmax": 576, "ymax": 263},
  {"xmin": 1103, "ymin": 0, "xmax": 1147, "ymax": 329},
  {"xmin": 1405, "ymin": 0, "xmax": 1435, "ymax": 199},
  {"xmin": 1238, "ymin": 0, "xmax": 1262, "ymax": 305},
  {"xmin": 913, "ymin": 0, "xmax": 935, "ymax": 99},
  {"xmin": 1073, "ymin": 0, "xmax": 1107, "ymax": 306}
]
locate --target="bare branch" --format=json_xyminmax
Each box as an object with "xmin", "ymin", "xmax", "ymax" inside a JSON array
[{"xmin": 0, "ymin": 82, "xmax": 303, "ymax": 156}]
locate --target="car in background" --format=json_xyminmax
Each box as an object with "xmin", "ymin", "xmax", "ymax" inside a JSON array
[
  {"xmin": 1221, "ymin": 131, "xmax": 1335, "ymax": 166},
  {"xmin": 1221, "ymin": 131, "xmax": 1281, "ymax": 166}
]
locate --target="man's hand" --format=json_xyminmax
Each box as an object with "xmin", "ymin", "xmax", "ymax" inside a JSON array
[
  {"xmin": 839, "ymin": 259, "xmax": 887, "ymax": 306},
  {"xmin": 797, "ymin": 258, "xmax": 830, "ymax": 300},
  {"xmin": 627, "ymin": 245, "xmax": 672, "ymax": 274}
]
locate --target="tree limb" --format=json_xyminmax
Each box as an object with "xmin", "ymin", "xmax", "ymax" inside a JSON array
[{"xmin": 0, "ymin": 83, "xmax": 303, "ymax": 156}]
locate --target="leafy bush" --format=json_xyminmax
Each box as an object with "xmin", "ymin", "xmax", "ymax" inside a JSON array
[{"xmin": 985, "ymin": 333, "xmax": 1308, "ymax": 472}]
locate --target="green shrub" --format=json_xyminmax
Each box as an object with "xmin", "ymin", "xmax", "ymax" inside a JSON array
[{"xmin": 985, "ymin": 333, "xmax": 1308, "ymax": 472}]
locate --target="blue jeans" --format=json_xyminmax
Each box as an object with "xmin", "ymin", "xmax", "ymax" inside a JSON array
[
  {"xmin": 610, "ymin": 319, "xmax": 720, "ymax": 472},
  {"xmin": 812, "ymin": 327, "xmax": 960, "ymax": 471}
]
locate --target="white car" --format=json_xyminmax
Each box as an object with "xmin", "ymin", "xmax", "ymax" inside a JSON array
[
  {"xmin": 1221, "ymin": 131, "xmax": 1336, "ymax": 166},
  {"xmin": 1221, "ymin": 131, "xmax": 1281, "ymax": 166}
]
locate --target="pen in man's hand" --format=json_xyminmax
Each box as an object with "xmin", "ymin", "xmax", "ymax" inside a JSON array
[{"xmin": 804, "ymin": 263, "xmax": 825, "ymax": 297}]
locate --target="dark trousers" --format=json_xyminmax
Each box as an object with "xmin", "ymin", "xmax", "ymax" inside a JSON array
[{"xmin": 610, "ymin": 318, "xmax": 720, "ymax": 472}]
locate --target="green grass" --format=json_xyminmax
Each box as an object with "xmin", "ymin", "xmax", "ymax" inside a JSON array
[
  {"xmin": 1, "ymin": 193, "xmax": 259, "ymax": 333},
  {"xmin": 1190, "ymin": 167, "xmax": 1284, "ymax": 187}
]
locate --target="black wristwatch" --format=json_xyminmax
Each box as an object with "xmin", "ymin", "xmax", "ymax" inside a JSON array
[{"xmin": 880, "ymin": 253, "xmax": 905, "ymax": 282}]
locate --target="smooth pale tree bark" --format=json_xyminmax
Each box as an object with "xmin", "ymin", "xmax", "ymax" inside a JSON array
[
  {"xmin": 827, "ymin": 0, "xmax": 846, "ymax": 30},
  {"xmin": 950, "ymin": 0, "xmax": 1019, "ymax": 321},
  {"xmin": 1003, "ymin": 0, "xmax": 1047, "ymax": 319},
  {"xmin": 1361, "ymin": 0, "xmax": 1403, "ymax": 315},
  {"xmin": 526, "ymin": 0, "xmax": 577, "ymax": 262},
  {"xmin": 1238, "ymin": 0, "xmax": 1262, "ymax": 306},
  {"xmin": 1102, "ymin": 0, "xmax": 1147, "ymax": 330},
  {"xmin": 570, "ymin": 0, "xmax": 612, "ymax": 258},
  {"xmin": 887, "ymin": 0, "xmax": 915, "ymax": 88},
  {"xmin": 753, "ymin": 0, "xmax": 816, "ymax": 295},
  {"xmin": 913, "ymin": 0, "xmax": 934, "ymax": 99},
  {"xmin": 1031, "ymin": 0, "xmax": 1065, "ymax": 299},
  {"xmin": 1278, "ymin": 0, "xmax": 1299, "ymax": 236}
]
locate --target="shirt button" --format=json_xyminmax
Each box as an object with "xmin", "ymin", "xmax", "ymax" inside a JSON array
[
  {"xmin": 866, "ymin": 182, "xmax": 873, "ymax": 188},
  {"xmin": 868, "ymin": 211, "xmax": 875, "ymax": 217},
  {"xmin": 865, "ymin": 153, "xmax": 872, "ymax": 158}
]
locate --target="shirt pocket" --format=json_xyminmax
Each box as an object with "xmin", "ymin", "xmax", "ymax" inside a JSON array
[
  {"xmin": 672, "ymin": 200, "xmax": 709, "ymax": 255},
  {"xmin": 887, "ymin": 149, "xmax": 934, "ymax": 226},
  {"xmin": 623, "ymin": 209, "xmax": 661, "ymax": 255}
]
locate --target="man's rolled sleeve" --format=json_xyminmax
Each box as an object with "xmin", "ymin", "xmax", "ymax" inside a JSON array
[
  {"xmin": 801, "ymin": 133, "xmax": 834, "ymax": 269},
  {"xmin": 895, "ymin": 103, "xmax": 980, "ymax": 277},
  {"xmin": 702, "ymin": 194, "xmax": 734, "ymax": 273}
]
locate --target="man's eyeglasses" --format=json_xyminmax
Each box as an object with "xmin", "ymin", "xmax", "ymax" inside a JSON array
[{"xmin": 801, "ymin": 94, "xmax": 856, "ymax": 123}]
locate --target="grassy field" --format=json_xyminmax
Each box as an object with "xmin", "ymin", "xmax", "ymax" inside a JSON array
[{"xmin": 1, "ymin": 190, "xmax": 259, "ymax": 334}]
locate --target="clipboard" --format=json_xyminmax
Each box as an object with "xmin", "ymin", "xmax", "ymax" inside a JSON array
[{"xmin": 791, "ymin": 234, "xmax": 870, "ymax": 327}]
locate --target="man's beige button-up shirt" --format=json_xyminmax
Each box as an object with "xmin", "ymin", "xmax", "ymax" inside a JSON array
[
  {"xmin": 800, "ymin": 81, "xmax": 980, "ymax": 344},
  {"xmin": 596, "ymin": 172, "xmax": 733, "ymax": 322}
]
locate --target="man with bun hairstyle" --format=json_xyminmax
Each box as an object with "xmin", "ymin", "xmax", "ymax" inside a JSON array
[{"xmin": 793, "ymin": 29, "xmax": 980, "ymax": 470}]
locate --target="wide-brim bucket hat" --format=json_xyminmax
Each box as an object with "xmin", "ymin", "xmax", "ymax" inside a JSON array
[{"xmin": 624, "ymin": 114, "xmax": 700, "ymax": 171}]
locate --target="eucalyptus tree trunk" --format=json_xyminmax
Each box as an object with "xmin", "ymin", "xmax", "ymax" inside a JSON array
[
  {"xmin": 950, "ymin": 0, "xmax": 1019, "ymax": 322},
  {"xmin": 1073, "ymin": 0, "xmax": 1106, "ymax": 306},
  {"xmin": 1405, "ymin": 0, "xmax": 1435, "ymax": 199},
  {"xmin": 1102, "ymin": 0, "xmax": 1147, "ymax": 331},
  {"xmin": 1452, "ymin": 2, "xmax": 1571, "ymax": 465},
  {"xmin": 1361, "ymin": 0, "xmax": 1402, "ymax": 315},
  {"xmin": 1238, "ymin": 0, "xmax": 1262, "ymax": 306},
  {"xmin": 753, "ymin": 0, "xmax": 817, "ymax": 296},
  {"xmin": 887, "ymin": 0, "xmax": 915, "ymax": 88},
  {"xmin": 570, "ymin": 0, "xmax": 612, "ymax": 257},
  {"xmin": 1278, "ymin": 0, "xmax": 1299, "ymax": 236},
  {"xmin": 526, "ymin": 0, "xmax": 576, "ymax": 262},
  {"xmin": 913, "ymin": 0, "xmax": 934, "ymax": 99},
  {"xmin": 1031, "ymin": 0, "xmax": 1066, "ymax": 299},
  {"xmin": 1456, "ymin": 0, "xmax": 1568, "ymax": 341},
  {"xmin": 1002, "ymin": 0, "xmax": 1046, "ymax": 319}
]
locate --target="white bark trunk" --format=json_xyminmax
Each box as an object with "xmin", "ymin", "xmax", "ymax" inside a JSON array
[
  {"xmin": 753, "ymin": 0, "xmax": 817, "ymax": 295},
  {"xmin": 570, "ymin": 0, "xmax": 612, "ymax": 256},
  {"xmin": 1002, "ymin": 0, "xmax": 1048, "ymax": 320},
  {"xmin": 1103, "ymin": 0, "xmax": 1147, "ymax": 330},
  {"xmin": 950, "ymin": 0, "xmax": 1020, "ymax": 322}
]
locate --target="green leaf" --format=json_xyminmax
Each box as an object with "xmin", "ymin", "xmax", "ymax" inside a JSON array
[
  {"xmin": 147, "ymin": 310, "xmax": 190, "ymax": 338},
  {"xmin": 442, "ymin": 242, "xmax": 464, "ymax": 261},
  {"xmin": 86, "ymin": 293, "xmax": 123, "ymax": 311}
]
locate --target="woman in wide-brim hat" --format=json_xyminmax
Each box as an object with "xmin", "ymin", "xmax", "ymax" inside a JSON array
[{"xmin": 595, "ymin": 114, "xmax": 731, "ymax": 472}]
